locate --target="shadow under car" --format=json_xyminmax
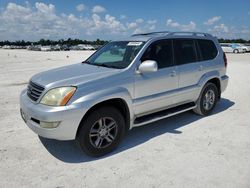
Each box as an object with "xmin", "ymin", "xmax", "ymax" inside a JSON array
[{"xmin": 39, "ymin": 98, "xmax": 234, "ymax": 163}]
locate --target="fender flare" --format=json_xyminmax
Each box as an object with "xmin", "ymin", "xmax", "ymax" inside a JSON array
[
  {"xmin": 72, "ymin": 87, "xmax": 134, "ymax": 124},
  {"xmin": 198, "ymin": 70, "xmax": 220, "ymax": 89}
]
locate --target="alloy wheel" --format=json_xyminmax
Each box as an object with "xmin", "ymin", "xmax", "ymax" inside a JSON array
[{"xmin": 89, "ymin": 117, "xmax": 118, "ymax": 149}]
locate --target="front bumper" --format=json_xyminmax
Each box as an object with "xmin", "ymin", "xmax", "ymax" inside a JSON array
[
  {"xmin": 20, "ymin": 90, "xmax": 85, "ymax": 140},
  {"xmin": 221, "ymin": 75, "xmax": 229, "ymax": 93}
]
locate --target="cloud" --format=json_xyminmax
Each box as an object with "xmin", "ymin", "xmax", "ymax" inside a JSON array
[
  {"xmin": 92, "ymin": 5, "xmax": 106, "ymax": 13},
  {"xmin": 206, "ymin": 24, "xmax": 250, "ymax": 39},
  {"xmin": 35, "ymin": 2, "xmax": 55, "ymax": 14},
  {"xmin": 209, "ymin": 23, "xmax": 229, "ymax": 33},
  {"xmin": 127, "ymin": 18, "xmax": 145, "ymax": 30},
  {"xmin": 87, "ymin": 14, "xmax": 127, "ymax": 35},
  {"xmin": 147, "ymin": 24, "xmax": 156, "ymax": 31},
  {"xmin": 0, "ymin": 2, "xmax": 129, "ymax": 40},
  {"xmin": 128, "ymin": 19, "xmax": 157, "ymax": 34},
  {"xmin": 76, "ymin": 4, "xmax": 85, "ymax": 12},
  {"xmin": 133, "ymin": 28, "xmax": 144, "ymax": 34},
  {"xmin": 147, "ymin": 20, "xmax": 157, "ymax": 25},
  {"xmin": 5, "ymin": 2, "xmax": 250, "ymax": 40},
  {"xmin": 136, "ymin": 18, "xmax": 144, "ymax": 24},
  {"xmin": 127, "ymin": 22, "xmax": 138, "ymax": 29},
  {"xmin": 146, "ymin": 20, "xmax": 157, "ymax": 31},
  {"xmin": 120, "ymin": 15, "xmax": 127, "ymax": 19},
  {"xmin": 204, "ymin": 16, "xmax": 221, "ymax": 25},
  {"xmin": 166, "ymin": 19, "xmax": 196, "ymax": 31},
  {"xmin": 0, "ymin": 2, "xmax": 66, "ymax": 40}
]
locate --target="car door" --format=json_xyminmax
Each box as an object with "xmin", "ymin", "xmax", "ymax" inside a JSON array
[
  {"xmin": 221, "ymin": 44, "xmax": 232, "ymax": 53},
  {"xmin": 134, "ymin": 39, "xmax": 178, "ymax": 116},
  {"xmin": 226, "ymin": 44, "xmax": 234, "ymax": 53},
  {"xmin": 172, "ymin": 38, "xmax": 202, "ymax": 104}
]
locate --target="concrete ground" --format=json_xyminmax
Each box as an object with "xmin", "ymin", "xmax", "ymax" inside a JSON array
[{"xmin": 0, "ymin": 49, "xmax": 249, "ymax": 188}]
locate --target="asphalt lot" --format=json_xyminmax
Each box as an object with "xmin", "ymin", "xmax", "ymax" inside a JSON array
[{"xmin": 0, "ymin": 49, "xmax": 249, "ymax": 188}]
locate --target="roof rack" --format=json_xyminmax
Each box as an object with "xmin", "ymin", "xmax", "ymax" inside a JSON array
[
  {"xmin": 132, "ymin": 31, "xmax": 213, "ymax": 38},
  {"xmin": 167, "ymin": 31, "xmax": 213, "ymax": 37},
  {"xmin": 131, "ymin": 31, "xmax": 170, "ymax": 37}
]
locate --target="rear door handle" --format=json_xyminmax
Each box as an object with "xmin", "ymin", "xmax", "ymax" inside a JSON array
[
  {"xmin": 198, "ymin": 65, "xmax": 203, "ymax": 71},
  {"xmin": 170, "ymin": 70, "xmax": 177, "ymax": 77}
]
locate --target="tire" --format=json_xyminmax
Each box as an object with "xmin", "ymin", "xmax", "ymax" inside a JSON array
[
  {"xmin": 76, "ymin": 106, "xmax": 125, "ymax": 157},
  {"xmin": 233, "ymin": 49, "xmax": 239, "ymax": 53},
  {"xmin": 193, "ymin": 83, "xmax": 219, "ymax": 116}
]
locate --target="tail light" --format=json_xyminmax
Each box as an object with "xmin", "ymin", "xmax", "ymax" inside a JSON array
[{"xmin": 223, "ymin": 52, "xmax": 227, "ymax": 68}]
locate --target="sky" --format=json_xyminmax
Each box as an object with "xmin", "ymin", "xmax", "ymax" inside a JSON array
[{"xmin": 0, "ymin": 0, "xmax": 250, "ymax": 41}]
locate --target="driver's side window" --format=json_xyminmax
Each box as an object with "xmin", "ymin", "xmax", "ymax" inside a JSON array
[{"xmin": 141, "ymin": 40, "xmax": 174, "ymax": 69}]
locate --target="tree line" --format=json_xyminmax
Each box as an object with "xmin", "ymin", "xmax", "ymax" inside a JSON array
[
  {"xmin": 0, "ymin": 38, "xmax": 250, "ymax": 46},
  {"xmin": 218, "ymin": 38, "xmax": 250, "ymax": 43},
  {"xmin": 0, "ymin": 38, "xmax": 109, "ymax": 46}
]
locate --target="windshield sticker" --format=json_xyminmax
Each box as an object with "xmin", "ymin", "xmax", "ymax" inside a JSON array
[{"xmin": 127, "ymin": 42, "xmax": 143, "ymax": 46}]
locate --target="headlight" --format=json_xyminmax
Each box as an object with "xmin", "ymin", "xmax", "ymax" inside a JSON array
[{"xmin": 40, "ymin": 87, "xmax": 76, "ymax": 106}]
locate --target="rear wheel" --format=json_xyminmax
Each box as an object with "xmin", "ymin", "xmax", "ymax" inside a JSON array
[
  {"xmin": 233, "ymin": 49, "xmax": 239, "ymax": 53},
  {"xmin": 193, "ymin": 83, "xmax": 219, "ymax": 116},
  {"xmin": 76, "ymin": 106, "xmax": 125, "ymax": 157}
]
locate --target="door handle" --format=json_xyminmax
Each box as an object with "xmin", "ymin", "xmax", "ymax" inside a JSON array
[
  {"xmin": 198, "ymin": 65, "xmax": 203, "ymax": 71},
  {"xmin": 170, "ymin": 70, "xmax": 176, "ymax": 77}
]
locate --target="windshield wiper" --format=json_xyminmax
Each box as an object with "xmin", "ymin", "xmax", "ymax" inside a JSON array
[
  {"xmin": 82, "ymin": 60, "xmax": 91, "ymax": 64},
  {"xmin": 95, "ymin": 63, "xmax": 118, "ymax": 69},
  {"xmin": 82, "ymin": 61, "xmax": 119, "ymax": 69}
]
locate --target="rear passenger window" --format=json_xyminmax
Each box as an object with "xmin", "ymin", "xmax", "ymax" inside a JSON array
[
  {"xmin": 141, "ymin": 40, "xmax": 174, "ymax": 69},
  {"xmin": 174, "ymin": 39, "xmax": 197, "ymax": 65},
  {"xmin": 197, "ymin": 39, "xmax": 218, "ymax": 61}
]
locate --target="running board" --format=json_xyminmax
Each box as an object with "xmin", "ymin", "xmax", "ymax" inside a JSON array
[{"xmin": 133, "ymin": 102, "xmax": 196, "ymax": 127}]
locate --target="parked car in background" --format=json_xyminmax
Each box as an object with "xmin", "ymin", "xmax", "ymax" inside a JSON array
[
  {"xmin": 2, "ymin": 45, "xmax": 11, "ymax": 49},
  {"xmin": 60, "ymin": 45, "xmax": 71, "ymax": 51},
  {"xmin": 232, "ymin": 43, "xmax": 248, "ymax": 53},
  {"xmin": 220, "ymin": 43, "xmax": 245, "ymax": 53},
  {"xmin": 238, "ymin": 43, "xmax": 250, "ymax": 52},
  {"xmin": 245, "ymin": 44, "xmax": 250, "ymax": 52},
  {"xmin": 51, "ymin": 45, "xmax": 61, "ymax": 51},
  {"xmin": 27, "ymin": 45, "xmax": 42, "ymax": 51},
  {"xmin": 40, "ymin": 46, "xmax": 52, "ymax": 52},
  {"xmin": 71, "ymin": 44, "xmax": 95, "ymax": 50}
]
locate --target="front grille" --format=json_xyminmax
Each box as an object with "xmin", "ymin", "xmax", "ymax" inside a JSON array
[{"xmin": 27, "ymin": 81, "xmax": 45, "ymax": 102}]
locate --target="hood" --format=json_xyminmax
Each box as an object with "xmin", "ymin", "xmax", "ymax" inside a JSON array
[{"xmin": 31, "ymin": 63, "xmax": 120, "ymax": 88}]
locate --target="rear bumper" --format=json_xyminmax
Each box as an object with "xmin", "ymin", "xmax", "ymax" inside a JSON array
[
  {"xmin": 221, "ymin": 75, "xmax": 229, "ymax": 93},
  {"xmin": 20, "ymin": 90, "xmax": 85, "ymax": 140}
]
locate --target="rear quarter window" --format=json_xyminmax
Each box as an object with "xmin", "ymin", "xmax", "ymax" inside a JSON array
[{"xmin": 197, "ymin": 39, "xmax": 218, "ymax": 61}]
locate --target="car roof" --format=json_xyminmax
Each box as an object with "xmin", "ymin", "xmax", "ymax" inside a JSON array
[{"xmin": 119, "ymin": 31, "xmax": 215, "ymax": 42}]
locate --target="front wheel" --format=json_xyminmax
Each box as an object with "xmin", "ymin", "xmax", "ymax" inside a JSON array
[
  {"xmin": 193, "ymin": 83, "xmax": 219, "ymax": 116},
  {"xmin": 76, "ymin": 106, "xmax": 125, "ymax": 157}
]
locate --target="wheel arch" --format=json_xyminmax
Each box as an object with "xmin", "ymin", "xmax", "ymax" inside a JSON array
[
  {"xmin": 198, "ymin": 71, "xmax": 221, "ymax": 99},
  {"xmin": 76, "ymin": 98, "xmax": 131, "ymax": 138},
  {"xmin": 207, "ymin": 77, "xmax": 221, "ymax": 98}
]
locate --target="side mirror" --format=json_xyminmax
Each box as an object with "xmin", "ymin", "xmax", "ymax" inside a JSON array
[{"xmin": 137, "ymin": 60, "xmax": 158, "ymax": 74}]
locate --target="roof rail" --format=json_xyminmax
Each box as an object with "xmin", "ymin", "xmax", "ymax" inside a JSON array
[
  {"xmin": 131, "ymin": 31, "xmax": 170, "ymax": 37},
  {"xmin": 132, "ymin": 31, "xmax": 213, "ymax": 38},
  {"xmin": 167, "ymin": 31, "xmax": 213, "ymax": 37}
]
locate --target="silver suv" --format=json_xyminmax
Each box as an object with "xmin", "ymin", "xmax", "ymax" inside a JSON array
[{"xmin": 20, "ymin": 31, "xmax": 229, "ymax": 156}]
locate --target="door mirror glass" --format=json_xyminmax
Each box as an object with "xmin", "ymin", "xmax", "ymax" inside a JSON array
[{"xmin": 138, "ymin": 60, "xmax": 158, "ymax": 73}]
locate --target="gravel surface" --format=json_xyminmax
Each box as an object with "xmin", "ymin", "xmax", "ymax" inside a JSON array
[{"xmin": 0, "ymin": 49, "xmax": 249, "ymax": 188}]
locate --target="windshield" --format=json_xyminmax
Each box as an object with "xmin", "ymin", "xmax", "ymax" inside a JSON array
[{"xmin": 85, "ymin": 41, "xmax": 145, "ymax": 69}]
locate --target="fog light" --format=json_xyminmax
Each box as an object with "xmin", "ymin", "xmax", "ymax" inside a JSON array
[{"xmin": 40, "ymin": 121, "xmax": 60, "ymax": 128}]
